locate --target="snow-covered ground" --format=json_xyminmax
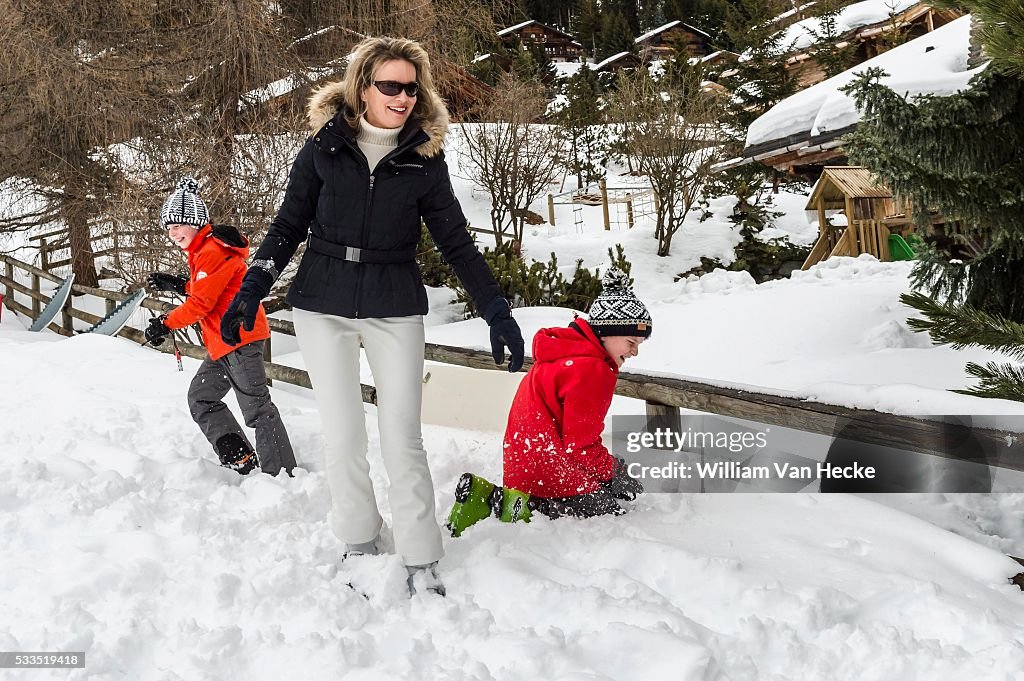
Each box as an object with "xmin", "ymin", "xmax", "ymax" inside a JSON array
[
  {"xmin": 2, "ymin": 110, "xmax": 1023, "ymax": 679},
  {"xmin": 1, "ymin": 305, "xmax": 1022, "ymax": 680}
]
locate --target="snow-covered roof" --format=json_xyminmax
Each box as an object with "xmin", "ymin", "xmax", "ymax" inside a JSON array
[
  {"xmin": 593, "ymin": 52, "xmax": 633, "ymax": 70},
  {"xmin": 773, "ymin": 0, "xmax": 921, "ymax": 54},
  {"xmin": 497, "ymin": 19, "xmax": 579, "ymax": 44},
  {"xmin": 497, "ymin": 20, "xmax": 535, "ymax": 37},
  {"xmin": 768, "ymin": 1, "xmax": 818, "ymax": 27},
  {"xmin": 744, "ymin": 15, "xmax": 984, "ymax": 153},
  {"xmin": 635, "ymin": 19, "xmax": 711, "ymax": 44}
]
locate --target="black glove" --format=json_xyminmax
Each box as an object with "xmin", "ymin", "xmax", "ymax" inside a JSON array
[
  {"xmin": 602, "ymin": 457, "xmax": 644, "ymax": 501},
  {"xmin": 482, "ymin": 296, "xmax": 525, "ymax": 373},
  {"xmin": 145, "ymin": 315, "xmax": 172, "ymax": 347},
  {"xmin": 146, "ymin": 272, "xmax": 187, "ymax": 295},
  {"xmin": 220, "ymin": 268, "xmax": 272, "ymax": 346}
]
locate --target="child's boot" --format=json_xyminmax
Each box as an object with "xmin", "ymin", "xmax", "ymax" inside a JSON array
[
  {"xmin": 214, "ymin": 433, "xmax": 259, "ymax": 475},
  {"xmin": 446, "ymin": 473, "xmax": 502, "ymax": 537},
  {"xmin": 497, "ymin": 487, "xmax": 533, "ymax": 524}
]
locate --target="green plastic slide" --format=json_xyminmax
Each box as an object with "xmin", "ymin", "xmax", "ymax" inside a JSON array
[{"xmin": 888, "ymin": 234, "xmax": 916, "ymax": 261}]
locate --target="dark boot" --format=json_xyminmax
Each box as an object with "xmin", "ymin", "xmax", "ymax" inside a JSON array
[{"xmin": 214, "ymin": 433, "xmax": 259, "ymax": 475}]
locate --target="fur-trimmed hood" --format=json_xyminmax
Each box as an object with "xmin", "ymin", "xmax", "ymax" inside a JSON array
[{"xmin": 306, "ymin": 80, "xmax": 449, "ymax": 159}]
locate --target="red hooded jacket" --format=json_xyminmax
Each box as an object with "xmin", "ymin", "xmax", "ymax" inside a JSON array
[
  {"xmin": 503, "ymin": 318, "xmax": 619, "ymax": 498},
  {"xmin": 164, "ymin": 224, "xmax": 270, "ymax": 361}
]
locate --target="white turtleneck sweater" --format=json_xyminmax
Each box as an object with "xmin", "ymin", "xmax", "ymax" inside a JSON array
[{"xmin": 357, "ymin": 118, "xmax": 402, "ymax": 173}]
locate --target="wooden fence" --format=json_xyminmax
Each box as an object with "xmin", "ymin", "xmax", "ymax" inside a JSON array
[
  {"xmin": 29, "ymin": 227, "xmax": 120, "ymax": 274},
  {"xmin": 3, "ymin": 251, "xmax": 1024, "ymax": 474},
  {"xmin": 548, "ymin": 179, "xmax": 656, "ymax": 232}
]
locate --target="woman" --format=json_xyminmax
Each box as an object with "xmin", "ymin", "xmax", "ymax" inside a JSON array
[{"xmin": 220, "ymin": 37, "xmax": 524, "ymax": 596}]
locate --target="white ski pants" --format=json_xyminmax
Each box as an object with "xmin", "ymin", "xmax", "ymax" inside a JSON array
[{"xmin": 293, "ymin": 308, "xmax": 443, "ymax": 566}]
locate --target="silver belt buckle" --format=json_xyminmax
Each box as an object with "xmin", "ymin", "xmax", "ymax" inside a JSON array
[{"xmin": 345, "ymin": 246, "xmax": 361, "ymax": 262}]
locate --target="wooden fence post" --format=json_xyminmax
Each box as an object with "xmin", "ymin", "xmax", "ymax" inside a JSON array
[
  {"xmin": 40, "ymin": 238, "xmax": 49, "ymax": 272},
  {"xmin": 645, "ymin": 401, "xmax": 681, "ymax": 441},
  {"xmin": 626, "ymin": 193, "xmax": 635, "ymax": 230},
  {"xmin": 5, "ymin": 260, "xmax": 14, "ymax": 299},
  {"xmin": 600, "ymin": 179, "xmax": 611, "ymax": 231},
  {"xmin": 31, "ymin": 273, "xmax": 41, "ymax": 317},
  {"xmin": 547, "ymin": 194, "xmax": 556, "ymax": 226}
]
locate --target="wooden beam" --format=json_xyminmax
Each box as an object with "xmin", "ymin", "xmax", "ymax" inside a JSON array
[
  {"xmin": 878, "ymin": 221, "xmax": 891, "ymax": 261},
  {"xmin": 827, "ymin": 227, "xmax": 855, "ymax": 258},
  {"xmin": 801, "ymin": 231, "xmax": 831, "ymax": 270}
]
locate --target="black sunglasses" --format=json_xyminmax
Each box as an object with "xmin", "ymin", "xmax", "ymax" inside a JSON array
[{"xmin": 372, "ymin": 80, "xmax": 419, "ymax": 97}]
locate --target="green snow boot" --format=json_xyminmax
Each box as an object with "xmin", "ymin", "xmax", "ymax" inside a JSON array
[
  {"xmin": 497, "ymin": 487, "xmax": 533, "ymax": 524},
  {"xmin": 446, "ymin": 473, "xmax": 503, "ymax": 538}
]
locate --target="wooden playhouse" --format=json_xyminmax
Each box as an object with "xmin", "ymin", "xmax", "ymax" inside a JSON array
[{"xmin": 802, "ymin": 166, "xmax": 900, "ymax": 270}]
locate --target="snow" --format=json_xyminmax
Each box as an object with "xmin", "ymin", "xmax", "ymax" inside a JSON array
[
  {"xmin": 746, "ymin": 15, "xmax": 985, "ymax": 150},
  {"xmin": 3, "ymin": 67, "xmax": 1024, "ymax": 680},
  {"xmin": 1, "ymin": 313, "xmax": 1022, "ymax": 680},
  {"xmin": 552, "ymin": 61, "xmax": 586, "ymax": 80},
  {"xmin": 774, "ymin": 0, "xmax": 921, "ymax": 53},
  {"xmin": 497, "ymin": 20, "xmax": 535, "ymax": 37},
  {"xmin": 593, "ymin": 52, "xmax": 629, "ymax": 70},
  {"xmin": 635, "ymin": 20, "xmax": 711, "ymax": 44}
]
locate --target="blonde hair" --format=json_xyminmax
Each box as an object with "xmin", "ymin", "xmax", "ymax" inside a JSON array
[{"xmin": 339, "ymin": 36, "xmax": 443, "ymax": 131}]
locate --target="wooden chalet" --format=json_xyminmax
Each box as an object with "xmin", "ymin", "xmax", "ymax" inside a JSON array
[
  {"xmin": 766, "ymin": 2, "xmax": 819, "ymax": 32},
  {"xmin": 634, "ymin": 20, "xmax": 713, "ymax": 60},
  {"xmin": 593, "ymin": 51, "xmax": 643, "ymax": 74},
  {"xmin": 783, "ymin": 2, "xmax": 962, "ymax": 89},
  {"xmin": 497, "ymin": 20, "xmax": 584, "ymax": 62},
  {"xmin": 718, "ymin": 14, "xmax": 976, "ymax": 177}
]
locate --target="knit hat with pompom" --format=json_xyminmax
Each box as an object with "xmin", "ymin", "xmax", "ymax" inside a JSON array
[
  {"xmin": 160, "ymin": 176, "xmax": 209, "ymax": 228},
  {"xmin": 587, "ymin": 268, "xmax": 652, "ymax": 338}
]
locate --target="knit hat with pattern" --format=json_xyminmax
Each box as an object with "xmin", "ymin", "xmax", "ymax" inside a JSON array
[
  {"xmin": 161, "ymin": 176, "xmax": 209, "ymax": 228},
  {"xmin": 587, "ymin": 268, "xmax": 652, "ymax": 338}
]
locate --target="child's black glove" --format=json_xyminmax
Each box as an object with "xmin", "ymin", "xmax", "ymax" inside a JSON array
[
  {"xmin": 146, "ymin": 272, "xmax": 187, "ymax": 295},
  {"xmin": 482, "ymin": 296, "xmax": 525, "ymax": 373},
  {"xmin": 145, "ymin": 315, "xmax": 172, "ymax": 347},
  {"xmin": 220, "ymin": 268, "xmax": 272, "ymax": 346},
  {"xmin": 602, "ymin": 457, "xmax": 644, "ymax": 501}
]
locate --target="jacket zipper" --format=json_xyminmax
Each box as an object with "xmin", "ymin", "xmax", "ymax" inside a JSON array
[
  {"xmin": 335, "ymin": 128, "xmax": 427, "ymax": 318},
  {"xmin": 353, "ymin": 173, "xmax": 375, "ymax": 318}
]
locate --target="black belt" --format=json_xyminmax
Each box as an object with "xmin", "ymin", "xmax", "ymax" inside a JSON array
[{"xmin": 308, "ymin": 235, "xmax": 416, "ymax": 264}]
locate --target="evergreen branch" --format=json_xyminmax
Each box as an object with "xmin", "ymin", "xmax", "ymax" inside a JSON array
[
  {"xmin": 955, "ymin": 361, "xmax": 1024, "ymax": 402},
  {"xmin": 901, "ymin": 291, "xmax": 1024, "ymax": 362}
]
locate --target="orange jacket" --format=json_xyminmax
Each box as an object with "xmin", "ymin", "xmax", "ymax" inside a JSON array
[{"xmin": 164, "ymin": 224, "xmax": 269, "ymax": 360}]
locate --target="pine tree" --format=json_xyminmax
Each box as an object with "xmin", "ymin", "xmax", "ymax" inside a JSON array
[
  {"xmin": 552, "ymin": 66, "xmax": 607, "ymax": 188},
  {"xmin": 808, "ymin": 1, "xmax": 857, "ymax": 78},
  {"xmin": 842, "ymin": 5, "xmax": 1024, "ymax": 401},
  {"xmin": 708, "ymin": 0, "xmax": 796, "ymax": 240},
  {"xmin": 598, "ymin": 11, "xmax": 635, "ymax": 61},
  {"xmin": 604, "ymin": 0, "xmax": 641, "ymax": 36},
  {"xmin": 719, "ymin": 0, "xmax": 798, "ymax": 135},
  {"xmin": 575, "ymin": 0, "xmax": 603, "ymax": 60}
]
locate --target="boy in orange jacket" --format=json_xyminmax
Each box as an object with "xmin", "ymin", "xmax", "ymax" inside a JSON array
[{"xmin": 145, "ymin": 177, "xmax": 296, "ymax": 476}]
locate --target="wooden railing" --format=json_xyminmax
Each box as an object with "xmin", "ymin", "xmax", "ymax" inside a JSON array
[
  {"xmin": 3, "ymin": 251, "xmax": 1023, "ymax": 473},
  {"xmin": 28, "ymin": 228, "xmax": 119, "ymax": 273}
]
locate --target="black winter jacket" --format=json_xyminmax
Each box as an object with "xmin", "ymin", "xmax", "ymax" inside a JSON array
[{"xmin": 251, "ymin": 82, "xmax": 502, "ymax": 319}]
